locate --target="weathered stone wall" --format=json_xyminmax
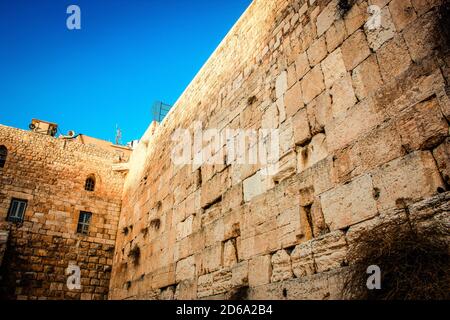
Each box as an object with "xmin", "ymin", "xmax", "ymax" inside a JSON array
[
  {"xmin": 109, "ymin": 0, "xmax": 450, "ymax": 299},
  {"xmin": 0, "ymin": 125, "xmax": 127, "ymax": 300}
]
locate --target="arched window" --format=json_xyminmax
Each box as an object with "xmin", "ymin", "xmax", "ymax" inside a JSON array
[
  {"xmin": 85, "ymin": 176, "xmax": 95, "ymax": 192},
  {"xmin": 0, "ymin": 146, "xmax": 7, "ymax": 168}
]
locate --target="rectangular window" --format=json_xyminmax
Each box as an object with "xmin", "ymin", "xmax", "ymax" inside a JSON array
[
  {"xmin": 7, "ymin": 198, "xmax": 28, "ymax": 223},
  {"xmin": 77, "ymin": 211, "xmax": 92, "ymax": 235}
]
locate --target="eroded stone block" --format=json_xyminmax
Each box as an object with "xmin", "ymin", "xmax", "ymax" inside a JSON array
[{"xmin": 321, "ymin": 174, "xmax": 378, "ymax": 231}]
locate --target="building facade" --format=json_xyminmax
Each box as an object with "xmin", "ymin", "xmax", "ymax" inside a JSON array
[{"xmin": 0, "ymin": 124, "xmax": 129, "ymax": 299}]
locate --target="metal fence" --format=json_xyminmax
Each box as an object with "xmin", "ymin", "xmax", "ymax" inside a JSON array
[{"xmin": 152, "ymin": 101, "xmax": 172, "ymax": 123}]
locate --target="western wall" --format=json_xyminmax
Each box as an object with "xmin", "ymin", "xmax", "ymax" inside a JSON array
[{"xmin": 108, "ymin": 0, "xmax": 450, "ymax": 300}]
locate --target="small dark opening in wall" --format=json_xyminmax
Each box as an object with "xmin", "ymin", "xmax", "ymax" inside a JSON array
[
  {"xmin": 444, "ymin": 175, "xmax": 450, "ymax": 186},
  {"xmin": 228, "ymin": 286, "xmax": 249, "ymax": 300},
  {"xmin": 128, "ymin": 245, "xmax": 141, "ymax": 266},
  {"xmin": 150, "ymin": 218, "xmax": 161, "ymax": 230},
  {"xmin": 202, "ymin": 195, "xmax": 223, "ymax": 211},
  {"xmin": 285, "ymin": 245, "xmax": 295, "ymax": 255},
  {"xmin": 282, "ymin": 288, "xmax": 288, "ymax": 298},
  {"xmin": 84, "ymin": 176, "xmax": 95, "ymax": 192},
  {"xmin": 303, "ymin": 204, "xmax": 314, "ymax": 238},
  {"xmin": 122, "ymin": 226, "xmax": 129, "ymax": 235},
  {"xmin": 247, "ymin": 96, "xmax": 257, "ymax": 105},
  {"xmin": 338, "ymin": 0, "xmax": 356, "ymax": 17},
  {"xmin": 0, "ymin": 145, "xmax": 7, "ymax": 168},
  {"xmin": 373, "ymin": 188, "xmax": 381, "ymax": 200},
  {"xmin": 197, "ymin": 168, "xmax": 203, "ymax": 187}
]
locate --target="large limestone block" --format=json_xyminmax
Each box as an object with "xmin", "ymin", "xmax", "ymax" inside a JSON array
[
  {"xmin": 389, "ymin": 0, "xmax": 417, "ymax": 31},
  {"xmin": 301, "ymin": 65, "xmax": 325, "ymax": 105},
  {"xmin": 197, "ymin": 273, "xmax": 213, "ymax": 298},
  {"xmin": 403, "ymin": 11, "xmax": 436, "ymax": 62},
  {"xmin": 243, "ymin": 171, "xmax": 266, "ymax": 202},
  {"xmin": 433, "ymin": 138, "xmax": 450, "ymax": 186},
  {"xmin": 232, "ymin": 261, "xmax": 249, "ymax": 287},
  {"xmin": 333, "ymin": 121, "xmax": 404, "ymax": 183},
  {"xmin": 321, "ymin": 48, "xmax": 347, "ymax": 89},
  {"xmin": 306, "ymin": 91, "xmax": 332, "ymax": 135},
  {"xmin": 201, "ymin": 169, "xmax": 230, "ymax": 208},
  {"xmin": 248, "ymin": 255, "xmax": 272, "ymax": 287},
  {"xmin": 341, "ymin": 30, "xmax": 371, "ymax": 71},
  {"xmin": 311, "ymin": 199, "xmax": 328, "ymax": 237},
  {"xmin": 311, "ymin": 230, "xmax": 347, "ymax": 273},
  {"xmin": 321, "ymin": 174, "xmax": 378, "ymax": 231},
  {"xmin": 212, "ymin": 268, "xmax": 233, "ymax": 295},
  {"xmin": 326, "ymin": 99, "xmax": 384, "ymax": 152},
  {"xmin": 330, "ymin": 73, "xmax": 357, "ymax": 117},
  {"xmin": 292, "ymin": 108, "xmax": 312, "ymax": 146},
  {"xmin": 175, "ymin": 279, "xmax": 197, "ymax": 300},
  {"xmin": 204, "ymin": 218, "xmax": 224, "ymax": 247},
  {"xmin": 202, "ymin": 244, "xmax": 223, "ymax": 274},
  {"xmin": 285, "ymin": 82, "xmax": 304, "ymax": 118},
  {"xmin": 316, "ymin": 0, "xmax": 338, "ymax": 37},
  {"xmin": 326, "ymin": 19, "xmax": 347, "ymax": 53},
  {"xmin": 297, "ymin": 133, "xmax": 328, "ymax": 173},
  {"xmin": 372, "ymin": 151, "xmax": 445, "ymax": 211},
  {"xmin": 175, "ymin": 255, "xmax": 196, "ymax": 282},
  {"xmin": 396, "ymin": 97, "xmax": 449, "ymax": 151},
  {"xmin": 262, "ymin": 102, "xmax": 280, "ymax": 129},
  {"xmin": 307, "ymin": 36, "xmax": 327, "ymax": 67},
  {"xmin": 272, "ymin": 150, "xmax": 297, "ymax": 184},
  {"xmin": 270, "ymin": 249, "xmax": 293, "ymax": 283},
  {"xmin": 176, "ymin": 214, "xmax": 194, "ymax": 241},
  {"xmin": 365, "ymin": 6, "xmax": 396, "ymax": 51},
  {"xmin": 377, "ymin": 35, "xmax": 412, "ymax": 82},
  {"xmin": 291, "ymin": 241, "xmax": 314, "ymax": 278},
  {"xmin": 294, "ymin": 52, "xmax": 310, "ymax": 80},
  {"xmin": 352, "ymin": 54, "xmax": 383, "ymax": 100},
  {"xmin": 344, "ymin": 1, "xmax": 368, "ymax": 35},
  {"xmin": 276, "ymin": 71, "xmax": 288, "ymax": 99}
]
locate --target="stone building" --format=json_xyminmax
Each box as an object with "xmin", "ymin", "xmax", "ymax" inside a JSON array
[
  {"xmin": 1, "ymin": 0, "xmax": 450, "ymax": 300},
  {"xmin": 0, "ymin": 122, "xmax": 130, "ymax": 299}
]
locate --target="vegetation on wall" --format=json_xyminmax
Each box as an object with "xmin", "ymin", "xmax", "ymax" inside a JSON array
[{"xmin": 343, "ymin": 219, "xmax": 449, "ymax": 300}]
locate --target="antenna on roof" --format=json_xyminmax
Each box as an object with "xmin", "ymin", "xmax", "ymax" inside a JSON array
[{"xmin": 115, "ymin": 124, "xmax": 122, "ymax": 145}]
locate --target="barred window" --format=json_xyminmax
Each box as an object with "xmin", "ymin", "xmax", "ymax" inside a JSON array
[
  {"xmin": 85, "ymin": 176, "xmax": 95, "ymax": 192},
  {"xmin": 0, "ymin": 146, "xmax": 7, "ymax": 168},
  {"xmin": 77, "ymin": 211, "xmax": 92, "ymax": 235},
  {"xmin": 7, "ymin": 198, "xmax": 28, "ymax": 223}
]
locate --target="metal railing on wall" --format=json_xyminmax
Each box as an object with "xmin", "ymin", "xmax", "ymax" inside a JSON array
[{"xmin": 152, "ymin": 101, "xmax": 172, "ymax": 123}]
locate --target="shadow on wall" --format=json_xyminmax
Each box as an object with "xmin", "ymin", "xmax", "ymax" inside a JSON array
[
  {"xmin": 0, "ymin": 230, "xmax": 21, "ymax": 300},
  {"xmin": 437, "ymin": 1, "xmax": 450, "ymax": 54}
]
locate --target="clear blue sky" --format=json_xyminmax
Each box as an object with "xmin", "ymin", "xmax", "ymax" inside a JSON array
[{"xmin": 0, "ymin": 0, "xmax": 251, "ymax": 143}]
